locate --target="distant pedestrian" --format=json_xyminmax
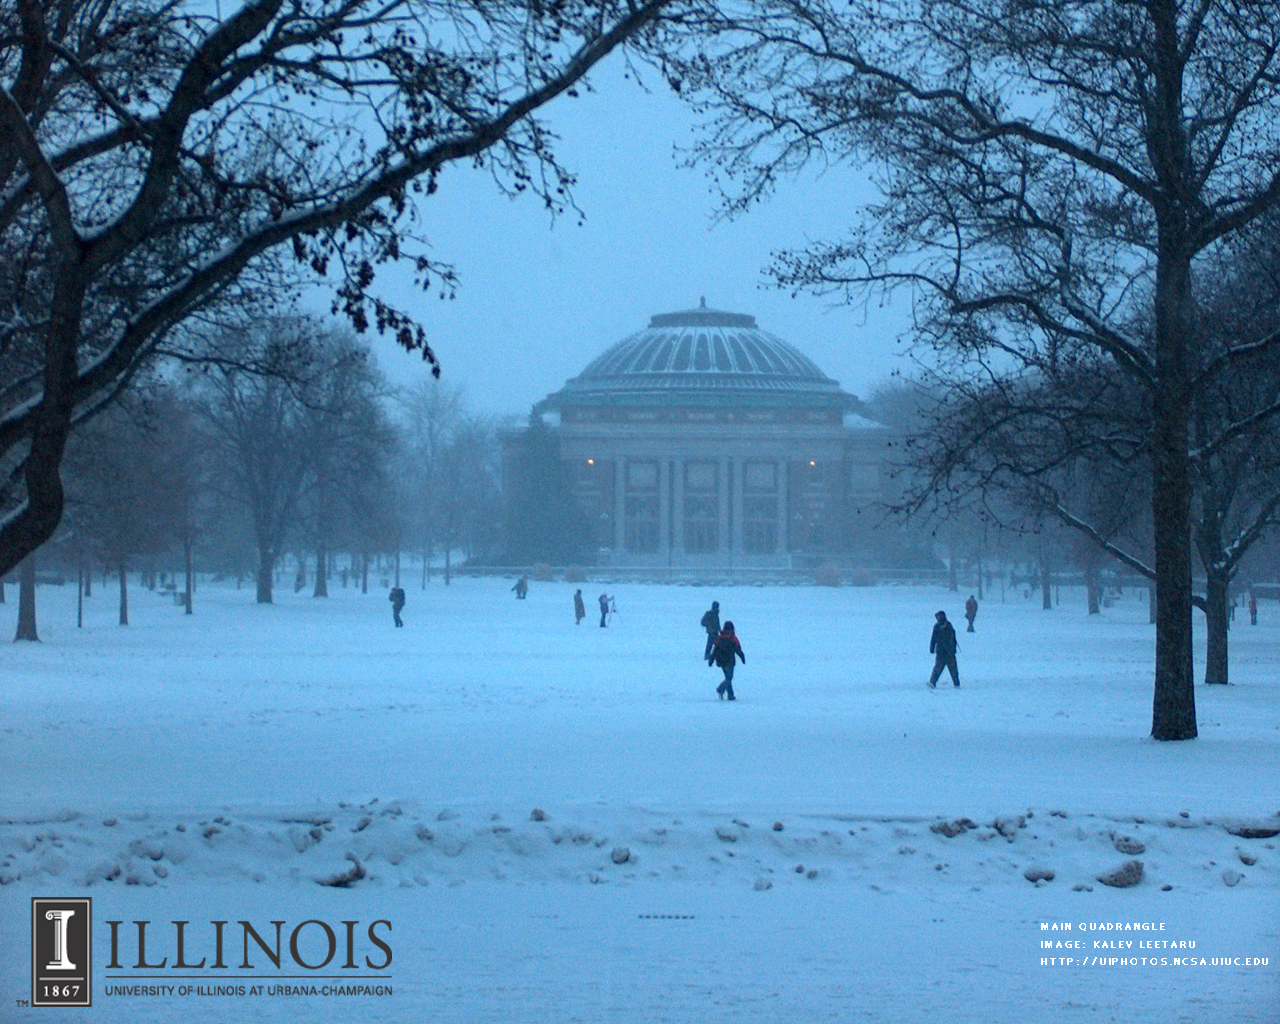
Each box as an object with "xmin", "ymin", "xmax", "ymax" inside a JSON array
[
  {"xmin": 512, "ymin": 576, "xmax": 528, "ymax": 600},
  {"xmin": 928, "ymin": 610, "xmax": 960, "ymax": 688},
  {"xmin": 574, "ymin": 589, "xmax": 586, "ymax": 625},
  {"xmin": 700, "ymin": 600, "xmax": 721, "ymax": 660},
  {"xmin": 964, "ymin": 594, "xmax": 978, "ymax": 632},
  {"xmin": 708, "ymin": 621, "xmax": 745, "ymax": 700},
  {"xmin": 598, "ymin": 592, "xmax": 611, "ymax": 628},
  {"xmin": 1250, "ymin": 593, "xmax": 1258, "ymax": 625},
  {"xmin": 389, "ymin": 586, "xmax": 406, "ymax": 628}
]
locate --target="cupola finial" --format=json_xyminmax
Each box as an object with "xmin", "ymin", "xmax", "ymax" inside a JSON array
[{"xmin": 699, "ymin": 295, "xmax": 706, "ymax": 309}]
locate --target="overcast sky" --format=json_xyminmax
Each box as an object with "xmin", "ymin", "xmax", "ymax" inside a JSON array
[{"xmin": 350, "ymin": 56, "xmax": 916, "ymax": 417}]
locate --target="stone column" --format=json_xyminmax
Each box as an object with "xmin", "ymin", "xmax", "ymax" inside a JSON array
[
  {"xmin": 672, "ymin": 459, "xmax": 684, "ymax": 561},
  {"xmin": 777, "ymin": 458, "xmax": 789, "ymax": 555},
  {"xmin": 613, "ymin": 458, "xmax": 625, "ymax": 557},
  {"xmin": 718, "ymin": 456, "xmax": 730, "ymax": 560},
  {"xmin": 658, "ymin": 458, "xmax": 671, "ymax": 561},
  {"xmin": 731, "ymin": 457, "xmax": 744, "ymax": 557}
]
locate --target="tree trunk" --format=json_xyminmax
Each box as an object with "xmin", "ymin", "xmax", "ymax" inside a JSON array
[
  {"xmin": 1086, "ymin": 564, "xmax": 1101, "ymax": 615},
  {"xmin": 84, "ymin": 563, "xmax": 91, "ymax": 597},
  {"xmin": 394, "ymin": 547, "xmax": 401, "ymax": 588},
  {"xmin": 14, "ymin": 555, "xmax": 38, "ymax": 641},
  {"xmin": 1041, "ymin": 563, "xmax": 1052, "ymax": 610},
  {"xmin": 313, "ymin": 543, "xmax": 328, "ymax": 597},
  {"xmin": 1203, "ymin": 570, "xmax": 1230, "ymax": 686},
  {"xmin": 184, "ymin": 535, "xmax": 193, "ymax": 615},
  {"xmin": 947, "ymin": 541, "xmax": 958, "ymax": 591},
  {"xmin": 118, "ymin": 559, "xmax": 129, "ymax": 626},
  {"xmin": 361, "ymin": 552, "xmax": 368, "ymax": 594},
  {"xmin": 256, "ymin": 545, "xmax": 275, "ymax": 604},
  {"xmin": 0, "ymin": 574, "xmax": 5, "ymax": 602},
  {"xmin": 1149, "ymin": 249, "xmax": 1197, "ymax": 740},
  {"xmin": 976, "ymin": 559, "xmax": 984, "ymax": 601},
  {"xmin": 445, "ymin": 546, "xmax": 451, "ymax": 586},
  {"xmin": 422, "ymin": 544, "xmax": 429, "ymax": 588},
  {"xmin": 77, "ymin": 563, "xmax": 83, "ymax": 628}
]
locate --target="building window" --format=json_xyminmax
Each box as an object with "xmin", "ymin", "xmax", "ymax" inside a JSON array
[
  {"xmin": 625, "ymin": 495, "xmax": 659, "ymax": 552},
  {"xmin": 683, "ymin": 461, "xmax": 719, "ymax": 553},
  {"xmin": 743, "ymin": 495, "xmax": 777, "ymax": 554},
  {"xmin": 789, "ymin": 460, "xmax": 831, "ymax": 552},
  {"xmin": 572, "ymin": 460, "xmax": 614, "ymax": 549},
  {"xmin": 625, "ymin": 459, "xmax": 659, "ymax": 554},
  {"xmin": 744, "ymin": 461, "xmax": 776, "ymax": 492}
]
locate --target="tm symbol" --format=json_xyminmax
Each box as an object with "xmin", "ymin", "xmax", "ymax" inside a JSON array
[{"xmin": 16, "ymin": 999, "xmax": 30, "ymax": 1007}]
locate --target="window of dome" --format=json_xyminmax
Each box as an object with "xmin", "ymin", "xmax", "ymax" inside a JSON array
[
  {"xmin": 743, "ymin": 337, "xmax": 777, "ymax": 372},
  {"xmin": 647, "ymin": 335, "xmax": 674, "ymax": 372},
  {"xmin": 672, "ymin": 334, "xmax": 692, "ymax": 371},
  {"xmin": 728, "ymin": 336, "xmax": 755, "ymax": 372},
  {"xmin": 693, "ymin": 334, "xmax": 711, "ymax": 371},
  {"xmin": 712, "ymin": 334, "xmax": 733, "ymax": 371}
]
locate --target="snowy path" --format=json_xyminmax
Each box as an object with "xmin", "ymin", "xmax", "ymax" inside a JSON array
[{"xmin": 0, "ymin": 578, "xmax": 1276, "ymax": 1021}]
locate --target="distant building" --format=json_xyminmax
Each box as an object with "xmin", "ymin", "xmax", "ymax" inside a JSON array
[{"xmin": 502, "ymin": 301, "xmax": 894, "ymax": 568}]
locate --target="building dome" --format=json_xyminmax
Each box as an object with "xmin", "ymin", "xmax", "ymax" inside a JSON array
[{"xmin": 546, "ymin": 303, "xmax": 850, "ymax": 409}]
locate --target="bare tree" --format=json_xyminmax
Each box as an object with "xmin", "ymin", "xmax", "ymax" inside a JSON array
[
  {"xmin": 0, "ymin": 0, "xmax": 691, "ymax": 577},
  {"xmin": 399, "ymin": 379, "xmax": 464, "ymax": 584},
  {"xmin": 676, "ymin": 0, "xmax": 1280, "ymax": 739},
  {"xmin": 65, "ymin": 391, "xmax": 189, "ymax": 624},
  {"xmin": 297, "ymin": 333, "xmax": 394, "ymax": 597},
  {"xmin": 197, "ymin": 320, "xmax": 319, "ymax": 603},
  {"xmin": 432, "ymin": 413, "xmax": 499, "ymax": 582}
]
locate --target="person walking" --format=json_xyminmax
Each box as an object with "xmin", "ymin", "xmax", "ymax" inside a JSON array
[
  {"xmin": 1250, "ymin": 592, "xmax": 1258, "ymax": 625},
  {"xmin": 928, "ymin": 610, "xmax": 960, "ymax": 688},
  {"xmin": 964, "ymin": 594, "xmax": 978, "ymax": 633},
  {"xmin": 389, "ymin": 586, "xmax": 406, "ymax": 628},
  {"xmin": 708, "ymin": 621, "xmax": 746, "ymax": 700},
  {"xmin": 512, "ymin": 576, "xmax": 528, "ymax": 599},
  {"xmin": 574, "ymin": 589, "xmax": 586, "ymax": 625},
  {"xmin": 700, "ymin": 600, "xmax": 721, "ymax": 660},
  {"xmin": 598, "ymin": 592, "xmax": 611, "ymax": 628}
]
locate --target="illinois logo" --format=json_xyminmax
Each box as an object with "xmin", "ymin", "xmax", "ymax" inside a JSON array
[{"xmin": 31, "ymin": 897, "xmax": 92, "ymax": 1007}]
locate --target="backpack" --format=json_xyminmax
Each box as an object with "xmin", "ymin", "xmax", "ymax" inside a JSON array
[{"xmin": 712, "ymin": 634, "xmax": 738, "ymax": 667}]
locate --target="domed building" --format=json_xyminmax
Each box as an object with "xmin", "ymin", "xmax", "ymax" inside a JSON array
[{"xmin": 503, "ymin": 302, "xmax": 892, "ymax": 569}]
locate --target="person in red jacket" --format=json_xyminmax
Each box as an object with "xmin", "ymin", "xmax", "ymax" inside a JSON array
[{"xmin": 708, "ymin": 621, "xmax": 746, "ymax": 701}]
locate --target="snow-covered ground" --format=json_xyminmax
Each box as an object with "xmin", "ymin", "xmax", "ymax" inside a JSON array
[{"xmin": 1, "ymin": 577, "xmax": 1277, "ymax": 1022}]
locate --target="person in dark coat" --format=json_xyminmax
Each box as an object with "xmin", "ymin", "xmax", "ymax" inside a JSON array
[
  {"xmin": 700, "ymin": 601, "xmax": 721, "ymax": 660},
  {"xmin": 964, "ymin": 594, "xmax": 978, "ymax": 632},
  {"xmin": 929, "ymin": 610, "xmax": 960, "ymax": 688},
  {"xmin": 598, "ymin": 592, "xmax": 611, "ymax": 627},
  {"xmin": 512, "ymin": 576, "xmax": 528, "ymax": 599},
  {"xmin": 573, "ymin": 589, "xmax": 586, "ymax": 625},
  {"xmin": 708, "ymin": 621, "xmax": 745, "ymax": 700},
  {"xmin": 1249, "ymin": 593, "xmax": 1258, "ymax": 625},
  {"xmin": 389, "ymin": 586, "xmax": 406, "ymax": 628}
]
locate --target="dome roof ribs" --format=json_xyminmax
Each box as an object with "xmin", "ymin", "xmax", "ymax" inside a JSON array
[{"xmin": 547, "ymin": 306, "xmax": 854, "ymax": 410}]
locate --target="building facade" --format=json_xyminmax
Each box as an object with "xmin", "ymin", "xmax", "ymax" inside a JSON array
[{"xmin": 507, "ymin": 303, "xmax": 892, "ymax": 568}]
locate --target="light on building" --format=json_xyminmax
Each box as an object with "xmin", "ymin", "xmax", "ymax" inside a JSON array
[
  {"xmin": 587, "ymin": 459, "xmax": 594, "ymax": 465},
  {"xmin": 809, "ymin": 460, "xmax": 816, "ymax": 466}
]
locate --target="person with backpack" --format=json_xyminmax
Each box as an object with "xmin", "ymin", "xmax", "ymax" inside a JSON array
[
  {"xmin": 708, "ymin": 621, "xmax": 746, "ymax": 701},
  {"xmin": 389, "ymin": 586, "xmax": 406, "ymax": 628},
  {"xmin": 574, "ymin": 589, "xmax": 586, "ymax": 625},
  {"xmin": 512, "ymin": 576, "xmax": 529, "ymax": 599},
  {"xmin": 929, "ymin": 610, "xmax": 960, "ymax": 688},
  {"xmin": 700, "ymin": 601, "xmax": 721, "ymax": 660}
]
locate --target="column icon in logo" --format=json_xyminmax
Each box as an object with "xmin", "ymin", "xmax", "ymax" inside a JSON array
[{"xmin": 31, "ymin": 897, "xmax": 92, "ymax": 1006}]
